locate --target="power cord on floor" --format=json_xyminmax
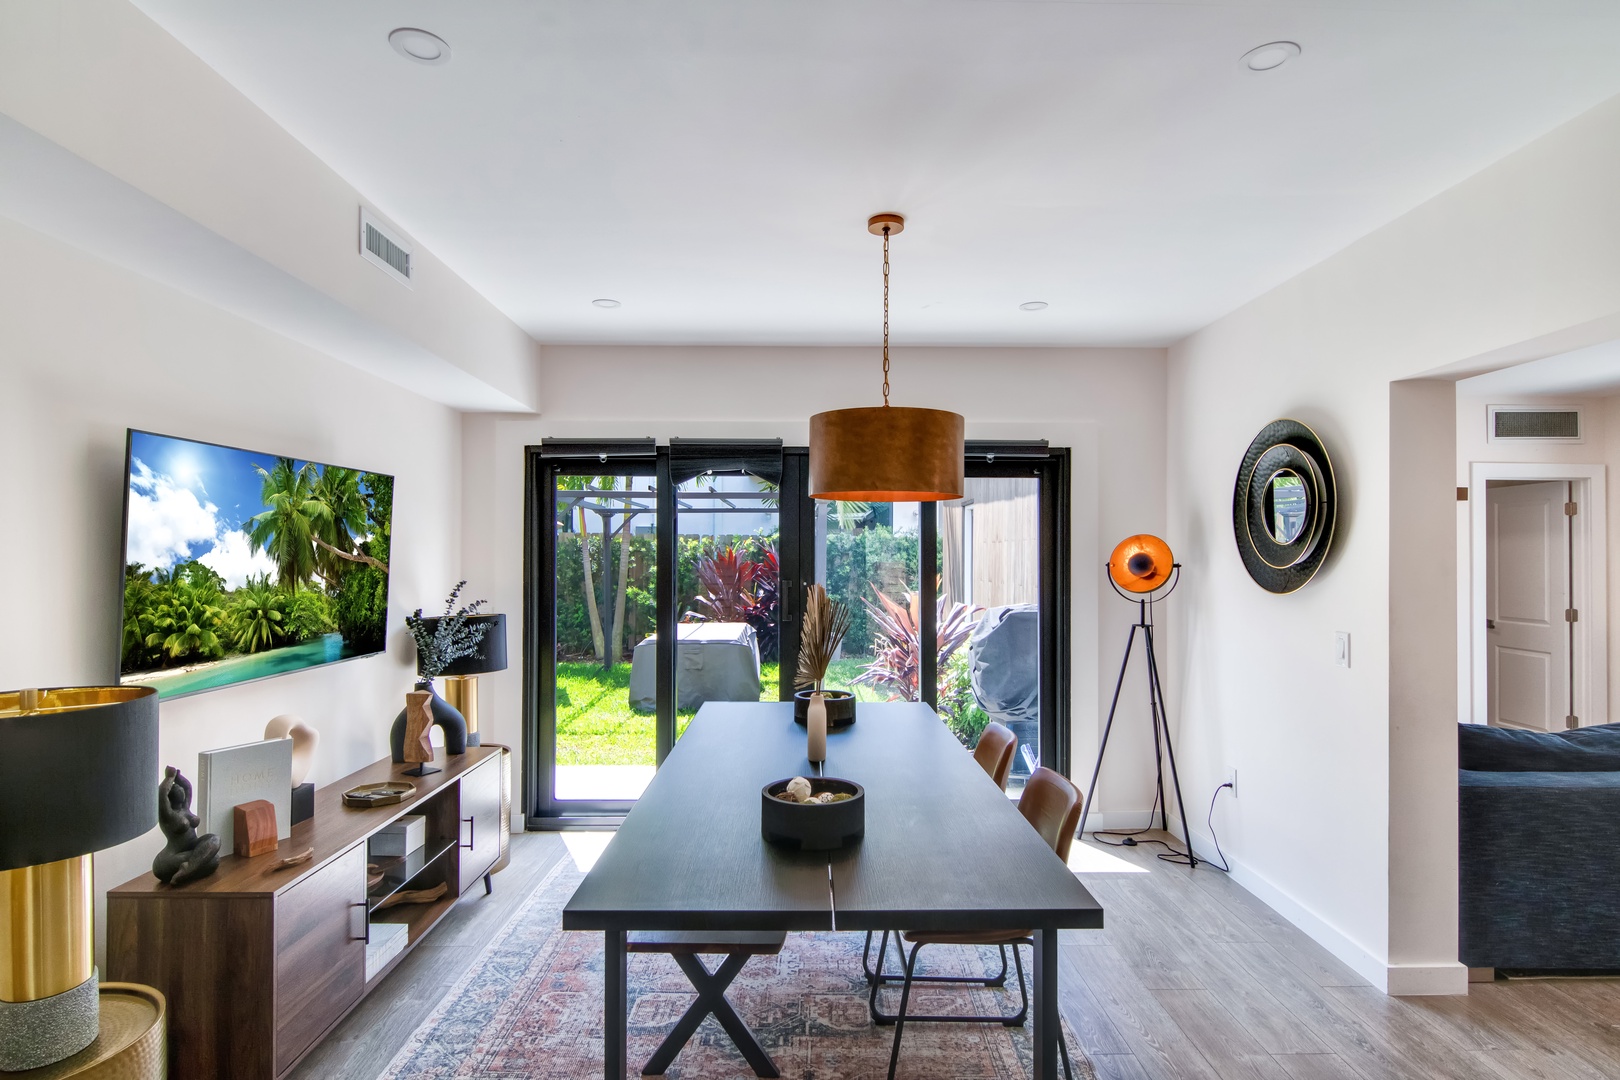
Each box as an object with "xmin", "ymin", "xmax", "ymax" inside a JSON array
[{"xmin": 1088, "ymin": 781, "xmax": 1233, "ymax": 871}]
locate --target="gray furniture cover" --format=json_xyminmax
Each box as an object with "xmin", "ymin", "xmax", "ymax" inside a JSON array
[
  {"xmin": 628, "ymin": 621, "xmax": 761, "ymax": 712},
  {"xmin": 1459, "ymin": 721, "xmax": 1620, "ymax": 970},
  {"xmin": 969, "ymin": 605, "xmax": 1040, "ymax": 726}
]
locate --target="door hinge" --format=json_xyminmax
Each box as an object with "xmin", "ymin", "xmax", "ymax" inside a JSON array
[
  {"xmin": 1457, "ymin": 487, "xmax": 1469, "ymax": 502},
  {"xmin": 1566, "ymin": 608, "xmax": 1579, "ymax": 623},
  {"xmin": 1567, "ymin": 715, "xmax": 1579, "ymax": 730},
  {"xmin": 1566, "ymin": 501, "xmax": 1578, "ymax": 516}
]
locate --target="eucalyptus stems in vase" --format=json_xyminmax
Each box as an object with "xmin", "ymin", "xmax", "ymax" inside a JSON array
[
  {"xmin": 392, "ymin": 581, "xmax": 491, "ymax": 763},
  {"xmin": 794, "ymin": 584, "xmax": 858, "ymax": 727}
]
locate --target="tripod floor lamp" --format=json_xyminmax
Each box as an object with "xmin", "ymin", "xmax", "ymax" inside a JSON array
[{"xmin": 1079, "ymin": 534, "xmax": 1197, "ymax": 865}]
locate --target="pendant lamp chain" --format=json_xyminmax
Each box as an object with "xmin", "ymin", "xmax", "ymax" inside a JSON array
[{"xmin": 881, "ymin": 224, "xmax": 891, "ymax": 408}]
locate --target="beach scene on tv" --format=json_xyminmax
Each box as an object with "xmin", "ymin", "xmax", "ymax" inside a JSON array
[{"xmin": 120, "ymin": 431, "xmax": 393, "ymax": 699}]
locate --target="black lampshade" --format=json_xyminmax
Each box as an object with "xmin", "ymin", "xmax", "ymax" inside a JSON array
[
  {"xmin": 0, "ymin": 686, "xmax": 160, "ymax": 871},
  {"xmin": 418, "ymin": 613, "xmax": 508, "ymax": 676}
]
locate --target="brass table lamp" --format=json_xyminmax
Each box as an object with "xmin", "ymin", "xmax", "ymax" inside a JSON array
[{"xmin": 0, "ymin": 687, "xmax": 159, "ymax": 1071}]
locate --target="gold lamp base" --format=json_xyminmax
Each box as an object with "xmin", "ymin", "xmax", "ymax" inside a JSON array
[
  {"xmin": 440, "ymin": 675, "xmax": 480, "ymax": 743},
  {"xmin": 1, "ymin": 856, "xmax": 98, "ymax": 1071}
]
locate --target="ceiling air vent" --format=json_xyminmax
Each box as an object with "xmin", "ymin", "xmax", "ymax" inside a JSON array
[
  {"xmin": 1488, "ymin": 406, "xmax": 1582, "ymax": 443},
  {"xmin": 359, "ymin": 208, "xmax": 412, "ymax": 287}
]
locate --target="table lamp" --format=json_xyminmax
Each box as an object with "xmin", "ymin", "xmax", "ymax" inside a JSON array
[
  {"xmin": 0, "ymin": 686, "xmax": 159, "ymax": 1071},
  {"xmin": 419, "ymin": 613, "xmax": 507, "ymax": 747}
]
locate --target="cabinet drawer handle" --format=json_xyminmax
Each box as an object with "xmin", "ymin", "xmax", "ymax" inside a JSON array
[
  {"xmin": 350, "ymin": 902, "xmax": 369, "ymax": 944},
  {"xmin": 461, "ymin": 815, "xmax": 475, "ymax": 851}
]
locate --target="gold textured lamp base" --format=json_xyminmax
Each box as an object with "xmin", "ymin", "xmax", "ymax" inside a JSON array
[
  {"xmin": 3, "ymin": 984, "xmax": 166, "ymax": 1080},
  {"xmin": 440, "ymin": 675, "xmax": 479, "ymax": 741}
]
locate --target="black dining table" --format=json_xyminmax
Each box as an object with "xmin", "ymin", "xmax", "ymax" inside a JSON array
[{"xmin": 562, "ymin": 700, "xmax": 1104, "ymax": 1080}]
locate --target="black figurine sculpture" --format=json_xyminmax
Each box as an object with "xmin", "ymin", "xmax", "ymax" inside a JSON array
[{"xmin": 152, "ymin": 766, "xmax": 221, "ymax": 885}]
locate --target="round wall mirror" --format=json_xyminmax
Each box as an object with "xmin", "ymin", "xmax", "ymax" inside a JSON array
[{"xmin": 1264, "ymin": 469, "xmax": 1309, "ymax": 544}]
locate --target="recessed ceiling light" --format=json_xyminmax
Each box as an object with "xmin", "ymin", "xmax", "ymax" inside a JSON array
[
  {"xmin": 1019, "ymin": 301, "xmax": 1049, "ymax": 312},
  {"xmin": 592, "ymin": 298, "xmax": 622, "ymax": 309},
  {"xmin": 389, "ymin": 28, "xmax": 451, "ymax": 65},
  {"xmin": 1241, "ymin": 41, "xmax": 1300, "ymax": 71}
]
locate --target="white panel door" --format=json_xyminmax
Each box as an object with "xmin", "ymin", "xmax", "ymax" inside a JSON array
[{"xmin": 1487, "ymin": 481, "xmax": 1571, "ymax": 731}]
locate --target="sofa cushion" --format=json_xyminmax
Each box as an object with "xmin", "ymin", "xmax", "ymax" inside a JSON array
[{"xmin": 1458, "ymin": 722, "xmax": 1620, "ymax": 772}]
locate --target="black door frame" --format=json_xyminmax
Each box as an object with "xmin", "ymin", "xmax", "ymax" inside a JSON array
[{"xmin": 523, "ymin": 440, "xmax": 1071, "ymax": 826}]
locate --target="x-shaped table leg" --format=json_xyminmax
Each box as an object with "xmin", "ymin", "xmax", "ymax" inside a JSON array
[{"xmin": 641, "ymin": 952, "xmax": 779, "ymax": 1078}]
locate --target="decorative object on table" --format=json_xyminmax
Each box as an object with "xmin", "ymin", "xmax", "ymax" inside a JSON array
[
  {"xmin": 368, "ymin": 814, "xmax": 426, "ymax": 857},
  {"xmin": 1232, "ymin": 417, "xmax": 1337, "ymax": 594},
  {"xmin": 396, "ymin": 581, "xmax": 488, "ymax": 755},
  {"xmin": 272, "ymin": 847, "xmax": 315, "ymax": 871},
  {"xmin": 152, "ymin": 766, "xmax": 222, "ymax": 887},
  {"xmin": 0, "ymin": 686, "xmax": 159, "ymax": 1071},
  {"xmin": 372, "ymin": 880, "xmax": 448, "ymax": 912},
  {"xmin": 794, "ymin": 583, "xmax": 856, "ymax": 726},
  {"xmin": 415, "ymin": 612, "xmax": 506, "ymax": 748},
  {"xmin": 806, "ymin": 692, "xmax": 828, "ymax": 763},
  {"xmin": 1076, "ymin": 535, "xmax": 1197, "ymax": 865},
  {"xmin": 398, "ymin": 690, "xmax": 440, "ymax": 776},
  {"xmin": 264, "ymin": 715, "xmax": 319, "ymax": 825},
  {"xmin": 231, "ymin": 799, "xmax": 279, "ymax": 858},
  {"xmin": 761, "ymin": 776, "xmax": 865, "ymax": 850},
  {"xmin": 342, "ymin": 781, "xmax": 416, "ymax": 808},
  {"xmin": 809, "ymin": 214, "xmax": 965, "ymax": 503},
  {"xmin": 196, "ymin": 737, "xmax": 292, "ymax": 853}
]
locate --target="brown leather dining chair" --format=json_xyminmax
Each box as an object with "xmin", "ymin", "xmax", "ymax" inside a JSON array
[
  {"xmin": 972, "ymin": 721, "xmax": 1018, "ymax": 791},
  {"xmin": 862, "ymin": 722, "xmax": 1020, "ymax": 989},
  {"xmin": 870, "ymin": 766, "xmax": 1083, "ymax": 1080}
]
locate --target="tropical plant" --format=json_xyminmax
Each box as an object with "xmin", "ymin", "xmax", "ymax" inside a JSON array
[
  {"xmin": 122, "ymin": 563, "xmax": 161, "ymax": 667},
  {"xmin": 333, "ymin": 472, "xmax": 391, "ymax": 651},
  {"xmin": 228, "ymin": 575, "xmax": 288, "ymax": 653},
  {"xmin": 286, "ymin": 587, "xmax": 337, "ymax": 641},
  {"xmin": 795, "ymin": 584, "xmax": 853, "ymax": 691},
  {"xmin": 406, "ymin": 580, "xmax": 490, "ymax": 681},
  {"xmin": 144, "ymin": 577, "xmax": 226, "ymax": 662},
  {"xmin": 244, "ymin": 457, "xmax": 331, "ymax": 591},
  {"xmin": 310, "ymin": 466, "xmax": 384, "ymax": 581},
  {"xmin": 938, "ymin": 650, "xmax": 991, "ymax": 748},
  {"xmin": 850, "ymin": 587, "xmax": 981, "ymax": 702},
  {"xmin": 688, "ymin": 544, "xmax": 781, "ymax": 661}
]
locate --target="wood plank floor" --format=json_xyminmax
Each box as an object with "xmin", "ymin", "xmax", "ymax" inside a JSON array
[{"xmin": 296, "ymin": 830, "xmax": 1620, "ymax": 1080}]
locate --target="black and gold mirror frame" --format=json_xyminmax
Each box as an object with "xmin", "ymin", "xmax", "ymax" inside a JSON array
[{"xmin": 1232, "ymin": 419, "xmax": 1337, "ymax": 593}]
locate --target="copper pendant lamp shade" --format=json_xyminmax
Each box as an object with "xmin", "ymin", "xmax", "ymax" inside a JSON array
[
  {"xmin": 1108, "ymin": 534, "xmax": 1175, "ymax": 593},
  {"xmin": 808, "ymin": 214, "xmax": 965, "ymax": 502}
]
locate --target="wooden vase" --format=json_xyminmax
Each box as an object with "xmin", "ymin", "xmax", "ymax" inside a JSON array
[{"xmin": 403, "ymin": 691, "xmax": 435, "ymax": 765}]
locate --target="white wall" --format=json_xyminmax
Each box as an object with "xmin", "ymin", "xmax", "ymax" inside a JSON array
[
  {"xmin": 461, "ymin": 345, "xmax": 1169, "ymax": 825},
  {"xmin": 1167, "ymin": 93, "xmax": 1620, "ymax": 994},
  {"xmin": 0, "ymin": 215, "xmax": 464, "ymax": 966}
]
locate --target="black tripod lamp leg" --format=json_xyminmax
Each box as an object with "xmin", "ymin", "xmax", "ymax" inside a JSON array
[
  {"xmin": 1080, "ymin": 623, "xmax": 1139, "ymax": 839},
  {"xmin": 1143, "ymin": 623, "xmax": 1197, "ymax": 867}
]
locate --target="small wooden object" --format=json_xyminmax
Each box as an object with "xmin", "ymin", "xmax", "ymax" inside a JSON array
[
  {"xmin": 342, "ymin": 781, "xmax": 415, "ymax": 808},
  {"xmin": 273, "ymin": 847, "xmax": 315, "ymax": 871},
  {"xmin": 402, "ymin": 691, "xmax": 437, "ymax": 775},
  {"xmin": 232, "ymin": 799, "xmax": 279, "ymax": 858},
  {"xmin": 372, "ymin": 880, "xmax": 448, "ymax": 912}
]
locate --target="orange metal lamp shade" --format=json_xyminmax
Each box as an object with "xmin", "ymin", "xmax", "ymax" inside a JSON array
[
  {"xmin": 809, "ymin": 406, "xmax": 965, "ymax": 502},
  {"xmin": 1108, "ymin": 534, "xmax": 1175, "ymax": 593}
]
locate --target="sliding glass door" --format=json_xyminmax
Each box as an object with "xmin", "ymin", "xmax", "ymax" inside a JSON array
[{"xmin": 525, "ymin": 441, "xmax": 1069, "ymax": 824}]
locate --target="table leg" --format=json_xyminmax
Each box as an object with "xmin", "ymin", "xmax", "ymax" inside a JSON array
[
  {"xmin": 605, "ymin": 930, "xmax": 627, "ymax": 1080},
  {"xmin": 1033, "ymin": 928, "xmax": 1060, "ymax": 1080}
]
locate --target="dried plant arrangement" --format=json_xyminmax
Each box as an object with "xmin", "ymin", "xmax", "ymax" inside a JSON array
[{"xmin": 795, "ymin": 583, "xmax": 853, "ymax": 691}]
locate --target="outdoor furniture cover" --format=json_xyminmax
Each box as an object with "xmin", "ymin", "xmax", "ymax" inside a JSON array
[
  {"xmin": 969, "ymin": 605, "xmax": 1040, "ymax": 726},
  {"xmin": 628, "ymin": 621, "xmax": 762, "ymax": 712}
]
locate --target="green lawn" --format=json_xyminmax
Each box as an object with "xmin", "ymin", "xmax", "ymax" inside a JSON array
[{"xmin": 553, "ymin": 656, "xmax": 897, "ymax": 765}]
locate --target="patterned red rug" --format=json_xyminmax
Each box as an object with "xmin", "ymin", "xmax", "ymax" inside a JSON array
[{"xmin": 380, "ymin": 857, "xmax": 1093, "ymax": 1080}]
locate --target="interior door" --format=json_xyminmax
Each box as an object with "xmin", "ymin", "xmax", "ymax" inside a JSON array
[{"xmin": 1487, "ymin": 480, "xmax": 1572, "ymax": 731}]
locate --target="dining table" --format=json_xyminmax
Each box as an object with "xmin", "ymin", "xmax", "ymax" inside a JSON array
[{"xmin": 562, "ymin": 700, "xmax": 1105, "ymax": 1080}]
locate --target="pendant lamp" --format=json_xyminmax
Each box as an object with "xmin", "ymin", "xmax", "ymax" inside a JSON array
[{"xmin": 809, "ymin": 214, "xmax": 964, "ymax": 502}]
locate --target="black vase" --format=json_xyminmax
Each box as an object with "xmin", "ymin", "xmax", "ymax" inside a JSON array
[{"xmin": 391, "ymin": 680, "xmax": 469, "ymax": 763}]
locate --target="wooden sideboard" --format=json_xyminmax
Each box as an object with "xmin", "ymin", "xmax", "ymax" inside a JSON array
[{"xmin": 108, "ymin": 746, "xmax": 502, "ymax": 1080}]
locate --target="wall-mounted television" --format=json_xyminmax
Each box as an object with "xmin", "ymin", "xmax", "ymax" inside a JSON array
[{"xmin": 119, "ymin": 430, "xmax": 393, "ymax": 700}]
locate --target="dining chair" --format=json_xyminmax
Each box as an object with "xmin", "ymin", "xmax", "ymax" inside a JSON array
[
  {"xmin": 870, "ymin": 766, "xmax": 1082, "ymax": 1080},
  {"xmin": 862, "ymin": 722, "xmax": 1020, "ymax": 989},
  {"xmin": 627, "ymin": 929, "xmax": 786, "ymax": 1077}
]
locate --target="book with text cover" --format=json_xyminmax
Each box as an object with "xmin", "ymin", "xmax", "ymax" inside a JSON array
[{"xmin": 198, "ymin": 738, "xmax": 293, "ymax": 852}]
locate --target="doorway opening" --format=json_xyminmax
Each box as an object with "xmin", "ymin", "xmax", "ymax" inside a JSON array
[{"xmin": 1467, "ymin": 463, "xmax": 1607, "ymax": 730}]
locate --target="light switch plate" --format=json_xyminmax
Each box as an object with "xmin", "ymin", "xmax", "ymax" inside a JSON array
[{"xmin": 1335, "ymin": 631, "xmax": 1351, "ymax": 668}]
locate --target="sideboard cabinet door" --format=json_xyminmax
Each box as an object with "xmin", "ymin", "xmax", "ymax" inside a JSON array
[
  {"xmin": 275, "ymin": 843, "xmax": 367, "ymax": 1074},
  {"xmin": 458, "ymin": 756, "xmax": 503, "ymax": 893}
]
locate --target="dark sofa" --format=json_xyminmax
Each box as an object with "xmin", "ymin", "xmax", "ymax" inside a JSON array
[{"xmin": 1458, "ymin": 722, "xmax": 1620, "ymax": 970}]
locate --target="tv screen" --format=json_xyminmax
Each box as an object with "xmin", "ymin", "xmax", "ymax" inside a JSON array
[{"xmin": 119, "ymin": 430, "xmax": 393, "ymax": 700}]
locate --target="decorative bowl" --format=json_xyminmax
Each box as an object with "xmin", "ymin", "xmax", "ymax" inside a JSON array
[
  {"xmin": 761, "ymin": 776, "xmax": 865, "ymax": 850},
  {"xmin": 792, "ymin": 690, "xmax": 857, "ymax": 728}
]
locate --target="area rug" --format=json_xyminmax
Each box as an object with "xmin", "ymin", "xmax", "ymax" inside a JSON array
[{"xmin": 379, "ymin": 857, "xmax": 1093, "ymax": 1080}]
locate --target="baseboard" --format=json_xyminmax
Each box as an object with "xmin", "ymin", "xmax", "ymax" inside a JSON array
[
  {"xmin": 1174, "ymin": 822, "xmax": 1467, "ymax": 996},
  {"xmin": 1080, "ymin": 809, "xmax": 1163, "ymax": 833}
]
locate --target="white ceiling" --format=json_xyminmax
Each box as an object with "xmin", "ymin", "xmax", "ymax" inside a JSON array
[
  {"xmin": 133, "ymin": 0, "xmax": 1620, "ymax": 348},
  {"xmin": 1460, "ymin": 339, "xmax": 1620, "ymax": 399}
]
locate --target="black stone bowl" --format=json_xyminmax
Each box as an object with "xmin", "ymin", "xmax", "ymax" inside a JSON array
[
  {"xmin": 792, "ymin": 690, "xmax": 857, "ymax": 728},
  {"xmin": 761, "ymin": 777, "xmax": 865, "ymax": 851}
]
